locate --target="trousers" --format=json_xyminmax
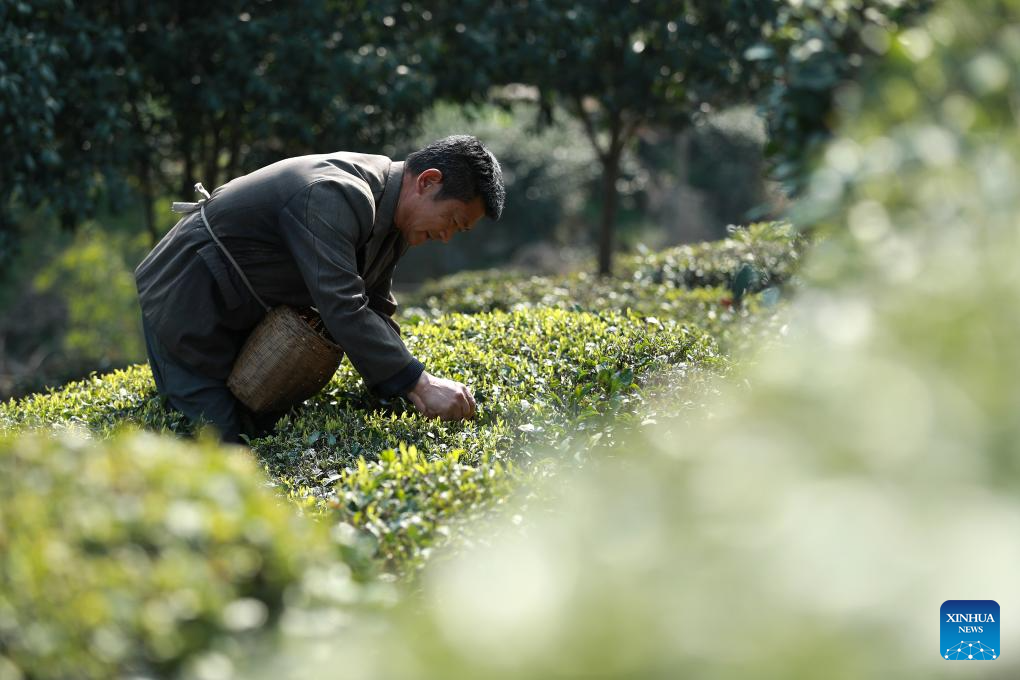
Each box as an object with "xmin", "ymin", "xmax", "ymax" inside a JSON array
[{"xmin": 141, "ymin": 313, "xmax": 283, "ymax": 443}]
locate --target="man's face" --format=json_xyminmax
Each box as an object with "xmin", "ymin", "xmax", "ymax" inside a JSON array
[{"xmin": 400, "ymin": 169, "xmax": 487, "ymax": 247}]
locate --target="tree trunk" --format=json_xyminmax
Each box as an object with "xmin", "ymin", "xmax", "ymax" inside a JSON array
[
  {"xmin": 597, "ymin": 145, "xmax": 622, "ymax": 278},
  {"xmin": 59, "ymin": 209, "xmax": 77, "ymax": 234},
  {"xmin": 0, "ymin": 209, "xmax": 17, "ymax": 270},
  {"xmin": 573, "ymin": 101, "xmax": 639, "ymax": 279}
]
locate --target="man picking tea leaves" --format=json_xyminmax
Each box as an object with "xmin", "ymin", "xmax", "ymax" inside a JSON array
[{"xmin": 136, "ymin": 135, "xmax": 504, "ymax": 442}]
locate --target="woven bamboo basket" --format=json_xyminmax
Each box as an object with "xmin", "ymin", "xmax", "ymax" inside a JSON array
[{"xmin": 227, "ymin": 306, "xmax": 343, "ymax": 414}]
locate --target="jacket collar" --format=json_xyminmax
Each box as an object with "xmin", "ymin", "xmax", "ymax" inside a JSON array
[
  {"xmin": 361, "ymin": 159, "xmax": 406, "ymax": 281},
  {"xmin": 373, "ymin": 160, "xmax": 404, "ymax": 236}
]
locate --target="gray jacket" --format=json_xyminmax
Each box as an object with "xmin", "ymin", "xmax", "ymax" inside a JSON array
[{"xmin": 135, "ymin": 152, "xmax": 424, "ymax": 397}]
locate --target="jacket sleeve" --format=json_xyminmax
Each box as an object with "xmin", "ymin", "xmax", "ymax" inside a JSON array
[
  {"xmin": 277, "ymin": 180, "xmax": 424, "ymax": 397},
  {"xmin": 367, "ymin": 267, "xmax": 401, "ymax": 336}
]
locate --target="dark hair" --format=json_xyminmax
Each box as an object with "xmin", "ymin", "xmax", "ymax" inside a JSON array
[{"xmin": 405, "ymin": 135, "xmax": 505, "ymax": 220}]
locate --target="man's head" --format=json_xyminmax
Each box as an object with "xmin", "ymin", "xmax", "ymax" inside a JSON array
[{"xmin": 395, "ymin": 135, "xmax": 505, "ymax": 247}]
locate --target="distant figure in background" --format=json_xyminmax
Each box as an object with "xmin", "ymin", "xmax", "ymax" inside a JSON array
[{"xmin": 135, "ymin": 135, "xmax": 505, "ymax": 443}]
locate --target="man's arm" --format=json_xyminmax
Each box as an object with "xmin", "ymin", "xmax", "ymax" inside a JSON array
[
  {"xmin": 364, "ymin": 271, "xmax": 475, "ymax": 419},
  {"xmin": 367, "ymin": 275, "xmax": 401, "ymax": 336},
  {"xmin": 277, "ymin": 180, "xmax": 423, "ymax": 397}
]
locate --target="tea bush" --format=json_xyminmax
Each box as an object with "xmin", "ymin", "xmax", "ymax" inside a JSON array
[
  {"xmin": 0, "ymin": 365, "xmax": 190, "ymax": 436},
  {"xmin": 410, "ymin": 272, "xmax": 733, "ymax": 318},
  {"xmin": 405, "ymin": 220, "xmax": 799, "ymax": 357},
  {"xmin": 625, "ymin": 220, "xmax": 802, "ymax": 292},
  {"xmin": 405, "ymin": 277, "xmax": 782, "ymax": 357},
  {"xmin": 0, "ymin": 430, "xmax": 337, "ymax": 680},
  {"xmin": 325, "ymin": 443, "xmax": 522, "ymax": 574},
  {"xmin": 2, "ymin": 308, "xmax": 719, "ymax": 577},
  {"xmin": 3, "ymin": 309, "xmax": 717, "ymax": 457},
  {"xmin": 411, "ymin": 221, "xmax": 799, "ymax": 307}
]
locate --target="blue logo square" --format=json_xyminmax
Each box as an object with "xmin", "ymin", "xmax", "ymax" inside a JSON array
[{"xmin": 941, "ymin": 600, "xmax": 999, "ymax": 660}]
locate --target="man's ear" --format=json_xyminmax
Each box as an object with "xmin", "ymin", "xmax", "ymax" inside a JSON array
[{"xmin": 416, "ymin": 168, "xmax": 443, "ymax": 193}]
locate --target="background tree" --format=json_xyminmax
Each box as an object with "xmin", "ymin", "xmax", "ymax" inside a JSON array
[
  {"xmin": 117, "ymin": 0, "xmax": 435, "ymax": 239},
  {"xmin": 1, "ymin": 0, "xmax": 440, "ymax": 259},
  {"xmin": 0, "ymin": 1, "xmax": 133, "ymax": 263},
  {"xmin": 428, "ymin": 0, "xmax": 779, "ymax": 276}
]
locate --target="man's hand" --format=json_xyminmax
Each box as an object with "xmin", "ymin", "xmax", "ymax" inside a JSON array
[{"xmin": 406, "ymin": 371, "xmax": 476, "ymax": 420}]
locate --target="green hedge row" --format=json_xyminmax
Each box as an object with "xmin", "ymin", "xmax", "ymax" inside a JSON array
[
  {"xmin": 409, "ymin": 221, "xmax": 798, "ymax": 309},
  {"xmin": 324, "ymin": 443, "xmax": 521, "ymax": 574},
  {"xmin": 405, "ymin": 279, "xmax": 782, "ymax": 357},
  {"xmin": 405, "ymin": 222, "xmax": 798, "ymax": 355},
  {"xmin": 625, "ymin": 220, "xmax": 800, "ymax": 291},
  {"xmin": 2, "ymin": 309, "xmax": 719, "ymax": 575},
  {"xmin": 408, "ymin": 272, "xmax": 735, "ymax": 318}
]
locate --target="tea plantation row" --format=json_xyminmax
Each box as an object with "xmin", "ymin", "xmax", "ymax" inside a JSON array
[
  {"xmin": 2, "ymin": 310, "xmax": 719, "ymax": 571},
  {"xmin": 408, "ymin": 221, "xmax": 798, "ymax": 312},
  {"xmin": 0, "ymin": 225, "xmax": 798, "ymax": 678},
  {"xmin": 405, "ymin": 220, "xmax": 796, "ymax": 355}
]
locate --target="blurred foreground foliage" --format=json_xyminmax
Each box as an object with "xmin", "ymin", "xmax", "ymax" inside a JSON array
[{"xmin": 0, "ymin": 432, "xmax": 337, "ymax": 679}]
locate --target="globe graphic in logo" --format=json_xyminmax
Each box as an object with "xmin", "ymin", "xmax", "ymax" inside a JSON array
[{"xmin": 945, "ymin": 641, "xmax": 996, "ymax": 660}]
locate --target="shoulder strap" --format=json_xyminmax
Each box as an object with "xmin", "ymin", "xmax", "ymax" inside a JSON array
[
  {"xmin": 199, "ymin": 203, "xmax": 271, "ymax": 313},
  {"xmin": 171, "ymin": 182, "xmax": 272, "ymax": 313}
]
